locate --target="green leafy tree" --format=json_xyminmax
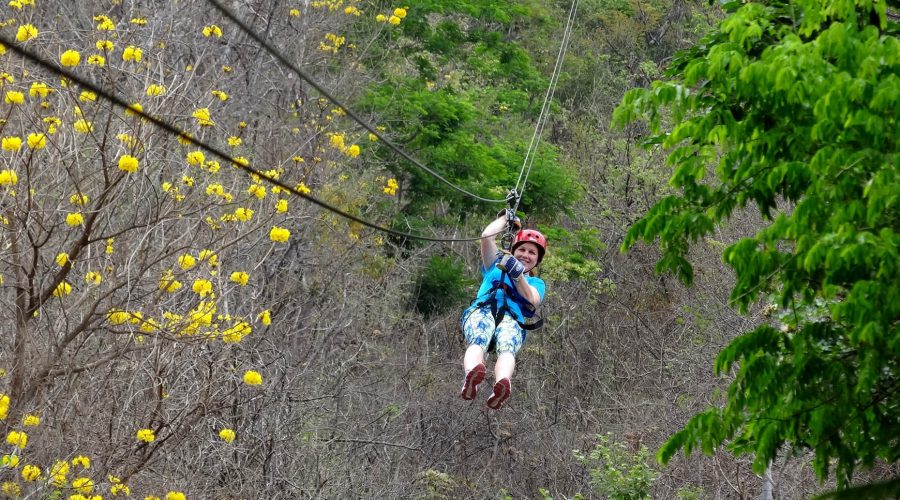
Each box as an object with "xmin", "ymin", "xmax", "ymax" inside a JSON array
[
  {"xmin": 574, "ymin": 433, "xmax": 658, "ymax": 499},
  {"xmin": 614, "ymin": 0, "xmax": 899, "ymax": 492},
  {"xmin": 357, "ymin": 1, "xmax": 579, "ymax": 220}
]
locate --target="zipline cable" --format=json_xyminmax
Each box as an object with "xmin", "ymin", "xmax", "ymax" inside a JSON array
[
  {"xmin": 0, "ymin": 36, "xmax": 505, "ymax": 244},
  {"xmin": 512, "ymin": 0, "xmax": 579, "ymax": 214},
  {"xmin": 206, "ymin": 0, "xmax": 508, "ymax": 204}
]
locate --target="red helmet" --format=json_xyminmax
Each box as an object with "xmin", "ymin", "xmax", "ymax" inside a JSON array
[{"xmin": 511, "ymin": 229, "xmax": 547, "ymax": 263}]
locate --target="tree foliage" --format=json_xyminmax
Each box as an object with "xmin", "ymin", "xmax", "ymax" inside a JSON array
[
  {"xmin": 615, "ymin": 0, "xmax": 899, "ymax": 489},
  {"xmin": 357, "ymin": 1, "xmax": 580, "ymax": 220}
]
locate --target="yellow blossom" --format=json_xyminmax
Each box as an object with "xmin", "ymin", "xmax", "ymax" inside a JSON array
[
  {"xmin": 199, "ymin": 249, "xmax": 218, "ymax": 265},
  {"xmin": 329, "ymin": 133, "xmax": 345, "ymax": 150},
  {"xmin": 186, "ymin": 150, "xmax": 205, "ymax": 165},
  {"xmin": 146, "ymin": 84, "xmax": 166, "ymax": 96},
  {"xmin": 295, "ymin": 182, "xmax": 311, "ymax": 194},
  {"xmin": 211, "ymin": 90, "xmax": 228, "ymax": 101},
  {"xmin": 88, "ymin": 54, "xmax": 106, "ymax": 66},
  {"xmin": 166, "ymin": 492, "xmax": 186, "ymax": 500},
  {"xmin": 107, "ymin": 310, "xmax": 129, "ymax": 325},
  {"xmin": 85, "ymin": 271, "xmax": 102, "ymax": 285},
  {"xmin": 346, "ymin": 144, "xmax": 360, "ymax": 157},
  {"xmin": 27, "ymin": 132, "xmax": 47, "ymax": 149},
  {"xmin": 1, "ymin": 482, "xmax": 20, "ymax": 496},
  {"xmin": 1, "ymin": 454, "xmax": 19, "ymax": 467},
  {"xmin": 376, "ymin": 14, "xmax": 387, "ymax": 22},
  {"xmin": 219, "ymin": 428, "xmax": 236, "ymax": 443},
  {"xmin": 205, "ymin": 183, "xmax": 225, "ymax": 197},
  {"xmin": 79, "ymin": 91, "xmax": 97, "ymax": 102},
  {"xmin": 106, "ymin": 238, "xmax": 114, "ymax": 254},
  {"xmin": 21, "ymin": 464, "xmax": 40, "ymax": 481},
  {"xmin": 388, "ymin": 15, "xmax": 401, "ymax": 25},
  {"xmin": 222, "ymin": 321, "xmax": 251, "ymax": 343},
  {"xmin": 275, "ymin": 199, "xmax": 288, "ymax": 213},
  {"xmin": 60, "ymin": 49, "xmax": 81, "ymax": 67},
  {"xmin": 16, "ymin": 24, "xmax": 38, "ymax": 42},
  {"xmin": 50, "ymin": 460, "xmax": 69, "ymax": 486},
  {"xmin": 70, "ymin": 193, "xmax": 89, "ymax": 205},
  {"xmin": 27, "ymin": 82, "xmax": 50, "ymax": 98},
  {"xmin": 234, "ymin": 207, "xmax": 253, "ymax": 221},
  {"xmin": 74, "ymin": 119, "xmax": 93, "ymax": 133},
  {"xmin": 139, "ymin": 317, "xmax": 159, "ymax": 333},
  {"xmin": 56, "ymin": 252, "xmax": 69, "ymax": 266},
  {"xmin": 117, "ymin": 133, "xmax": 137, "ymax": 147},
  {"xmin": 368, "ymin": 133, "xmax": 378, "ymax": 141},
  {"xmin": 394, "ymin": 7, "xmax": 407, "ymax": 18},
  {"xmin": 243, "ymin": 370, "xmax": 262, "ymax": 386},
  {"xmin": 383, "ymin": 178, "xmax": 399, "ymax": 195},
  {"xmin": 229, "ymin": 271, "xmax": 249, "ymax": 286},
  {"xmin": 111, "ymin": 482, "xmax": 131, "ymax": 495},
  {"xmin": 258, "ymin": 309, "xmax": 272, "ymax": 326},
  {"xmin": 131, "ymin": 17, "xmax": 148, "ymax": 25},
  {"xmin": 269, "ymin": 226, "xmax": 290, "ymax": 243},
  {"xmin": 248, "ymin": 184, "xmax": 266, "ymax": 199},
  {"xmin": 2, "ymin": 137, "xmax": 22, "ymax": 152},
  {"xmin": 136, "ymin": 428, "xmax": 155, "ymax": 443},
  {"xmin": 192, "ymin": 107, "xmax": 214, "ymax": 126},
  {"xmin": 159, "ymin": 271, "xmax": 182, "ymax": 293},
  {"xmin": 94, "ymin": 15, "xmax": 115, "ymax": 31},
  {"xmin": 118, "ymin": 155, "xmax": 139, "ymax": 173},
  {"xmin": 72, "ymin": 456, "xmax": 91, "ymax": 469},
  {"xmin": 72, "ymin": 477, "xmax": 94, "ymax": 494},
  {"xmin": 96, "ymin": 40, "xmax": 114, "ymax": 51},
  {"xmin": 22, "ymin": 414, "xmax": 38, "ymax": 426},
  {"xmin": 202, "ymin": 25, "xmax": 223, "ymax": 37},
  {"xmin": 6, "ymin": 431, "xmax": 27, "ymax": 449},
  {"xmin": 122, "ymin": 46, "xmax": 143, "ymax": 62},
  {"xmin": 290, "ymin": 8, "xmax": 300, "ymax": 17},
  {"xmin": 0, "ymin": 394, "xmax": 8, "ymax": 419},
  {"xmin": 192, "ymin": 279, "xmax": 213, "ymax": 297},
  {"xmin": 181, "ymin": 175, "xmax": 194, "ymax": 187},
  {"xmin": 125, "ymin": 102, "xmax": 144, "ymax": 116},
  {"xmin": 0, "ymin": 169, "xmax": 18, "ymax": 185},
  {"xmin": 66, "ymin": 213, "xmax": 84, "ymax": 226},
  {"xmin": 4, "ymin": 91, "xmax": 24, "ymax": 105},
  {"xmin": 227, "ymin": 136, "xmax": 241, "ymax": 147},
  {"xmin": 178, "ymin": 254, "xmax": 196, "ymax": 270},
  {"xmin": 53, "ymin": 281, "xmax": 72, "ymax": 297}
]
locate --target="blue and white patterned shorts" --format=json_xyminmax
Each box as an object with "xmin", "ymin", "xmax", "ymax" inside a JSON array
[{"xmin": 461, "ymin": 305, "xmax": 525, "ymax": 355}]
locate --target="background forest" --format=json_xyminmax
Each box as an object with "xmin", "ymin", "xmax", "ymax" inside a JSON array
[{"xmin": 0, "ymin": 0, "xmax": 897, "ymax": 499}]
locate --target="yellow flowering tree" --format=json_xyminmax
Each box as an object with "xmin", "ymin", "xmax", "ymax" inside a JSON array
[{"xmin": 0, "ymin": 1, "xmax": 402, "ymax": 498}]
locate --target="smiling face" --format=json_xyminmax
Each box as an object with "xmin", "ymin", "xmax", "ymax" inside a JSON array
[{"xmin": 513, "ymin": 242, "xmax": 541, "ymax": 273}]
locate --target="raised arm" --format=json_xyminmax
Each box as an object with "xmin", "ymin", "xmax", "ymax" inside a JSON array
[{"xmin": 480, "ymin": 215, "xmax": 507, "ymax": 269}]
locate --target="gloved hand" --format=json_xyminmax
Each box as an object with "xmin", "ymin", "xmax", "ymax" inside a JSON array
[
  {"xmin": 496, "ymin": 254, "xmax": 525, "ymax": 280},
  {"xmin": 496, "ymin": 208, "xmax": 522, "ymax": 230}
]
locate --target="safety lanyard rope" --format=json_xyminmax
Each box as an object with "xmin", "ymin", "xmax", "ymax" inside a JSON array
[
  {"xmin": 207, "ymin": 0, "xmax": 508, "ymax": 204},
  {"xmin": 511, "ymin": 0, "xmax": 580, "ymax": 215}
]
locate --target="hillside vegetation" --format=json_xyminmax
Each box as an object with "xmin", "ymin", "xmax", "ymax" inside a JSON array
[{"xmin": 0, "ymin": 0, "xmax": 896, "ymax": 499}]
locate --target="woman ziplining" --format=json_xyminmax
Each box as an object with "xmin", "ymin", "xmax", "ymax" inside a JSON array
[{"xmin": 459, "ymin": 209, "xmax": 547, "ymax": 410}]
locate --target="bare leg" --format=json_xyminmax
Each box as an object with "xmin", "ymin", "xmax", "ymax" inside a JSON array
[
  {"xmin": 463, "ymin": 344, "xmax": 486, "ymax": 372},
  {"xmin": 494, "ymin": 352, "xmax": 516, "ymax": 381}
]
